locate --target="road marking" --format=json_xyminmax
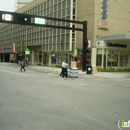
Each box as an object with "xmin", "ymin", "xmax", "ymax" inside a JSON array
[
  {"xmin": 30, "ymin": 75, "xmax": 37, "ymax": 77},
  {"xmin": 76, "ymin": 84, "xmax": 86, "ymax": 86},
  {"xmin": 123, "ymin": 85, "xmax": 130, "ymax": 87},
  {"xmin": 94, "ymin": 79, "xmax": 103, "ymax": 80},
  {"xmin": 34, "ymin": 80, "xmax": 42, "ymax": 83},
  {"xmin": 17, "ymin": 79, "xmax": 24, "ymax": 81},
  {"xmin": 115, "ymin": 80, "xmax": 124, "ymax": 81},
  {"xmin": 100, "ymin": 84, "xmax": 111, "ymax": 86},
  {"xmin": 48, "ymin": 73, "xmax": 56, "ymax": 75},
  {"xmin": 5, "ymin": 77, "xmax": 10, "ymax": 79},
  {"xmin": 0, "ymin": 69, "xmax": 28, "ymax": 76},
  {"xmin": 54, "ymin": 82, "xmax": 63, "ymax": 84}
]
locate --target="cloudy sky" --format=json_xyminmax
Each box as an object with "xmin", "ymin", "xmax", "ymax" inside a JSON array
[{"xmin": 0, "ymin": 0, "xmax": 16, "ymax": 12}]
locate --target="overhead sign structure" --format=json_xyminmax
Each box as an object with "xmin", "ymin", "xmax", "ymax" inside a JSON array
[{"xmin": 0, "ymin": 10, "xmax": 88, "ymax": 72}]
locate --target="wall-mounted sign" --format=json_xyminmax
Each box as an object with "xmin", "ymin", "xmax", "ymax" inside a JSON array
[
  {"xmin": 101, "ymin": 0, "xmax": 108, "ymax": 19},
  {"xmin": 107, "ymin": 43, "xmax": 127, "ymax": 48},
  {"xmin": 99, "ymin": 20, "xmax": 109, "ymax": 29}
]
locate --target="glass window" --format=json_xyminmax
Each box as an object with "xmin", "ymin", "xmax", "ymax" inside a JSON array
[{"xmin": 108, "ymin": 50, "xmax": 118, "ymax": 67}]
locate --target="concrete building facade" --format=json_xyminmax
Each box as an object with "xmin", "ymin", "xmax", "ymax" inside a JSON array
[
  {"xmin": 0, "ymin": 0, "xmax": 130, "ymax": 69},
  {"xmin": 14, "ymin": 0, "xmax": 33, "ymax": 11}
]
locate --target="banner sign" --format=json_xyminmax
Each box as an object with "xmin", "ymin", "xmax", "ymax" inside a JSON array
[
  {"xmin": 19, "ymin": 40, "xmax": 24, "ymax": 52},
  {"xmin": 12, "ymin": 43, "xmax": 16, "ymax": 53}
]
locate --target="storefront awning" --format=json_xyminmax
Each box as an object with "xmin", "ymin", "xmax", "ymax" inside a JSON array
[{"xmin": 97, "ymin": 33, "xmax": 130, "ymax": 43}]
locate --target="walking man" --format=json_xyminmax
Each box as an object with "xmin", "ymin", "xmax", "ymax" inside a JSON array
[
  {"xmin": 62, "ymin": 60, "xmax": 69, "ymax": 78},
  {"xmin": 59, "ymin": 60, "xmax": 65, "ymax": 76}
]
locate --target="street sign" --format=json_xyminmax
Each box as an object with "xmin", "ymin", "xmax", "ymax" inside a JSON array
[
  {"xmin": 35, "ymin": 17, "xmax": 45, "ymax": 24},
  {"xmin": 25, "ymin": 49, "xmax": 30, "ymax": 55}
]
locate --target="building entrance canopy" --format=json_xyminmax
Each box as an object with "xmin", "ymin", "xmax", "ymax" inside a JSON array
[{"xmin": 98, "ymin": 34, "xmax": 130, "ymax": 43}]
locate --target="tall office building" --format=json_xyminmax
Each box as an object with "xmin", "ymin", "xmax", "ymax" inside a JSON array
[
  {"xmin": 0, "ymin": 0, "xmax": 130, "ymax": 69},
  {"xmin": 14, "ymin": 0, "xmax": 33, "ymax": 11}
]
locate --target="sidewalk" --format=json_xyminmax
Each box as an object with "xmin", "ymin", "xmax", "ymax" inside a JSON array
[
  {"xmin": 26, "ymin": 64, "xmax": 130, "ymax": 78},
  {"xmin": 1, "ymin": 62, "xmax": 130, "ymax": 78}
]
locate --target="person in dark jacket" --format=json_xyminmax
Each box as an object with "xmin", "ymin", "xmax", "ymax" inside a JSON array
[{"xmin": 20, "ymin": 60, "xmax": 26, "ymax": 72}]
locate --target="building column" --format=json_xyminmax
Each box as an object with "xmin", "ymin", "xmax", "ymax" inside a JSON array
[
  {"xmin": 101, "ymin": 48, "xmax": 104, "ymax": 68},
  {"xmin": 74, "ymin": 49, "xmax": 78, "ymax": 56},
  {"xmin": 56, "ymin": 53, "xmax": 58, "ymax": 65},
  {"xmin": 31, "ymin": 50, "xmax": 34, "ymax": 65},
  {"xmin": 48, "ymin": 52, "xmax": 51, "ymax": 67},
  {"xmin": 123, "ymin": 51, "xmax": 125, "ymax": 67},
  {"xmin": 106, "ymin": 49, "xmax": 108, "ymax": 68},
  {"xmin": 38, "ymin": 51, "xmax": 39, "ymax": 64},
  {"xmin": 91, "ymin": 48, "xmax": 97, "ymax": 67},
  {"xmin": 41, "ymin": 52, "xmax": 43, "ymax": 65},
  {"xmin": 118, "ymin": 50, "xmax": 120, "ymax": 67}
]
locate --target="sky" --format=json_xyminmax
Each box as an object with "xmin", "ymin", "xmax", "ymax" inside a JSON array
[{"xmin": 0, "ymin": 0, "xmax": 16, "ymax": 12}]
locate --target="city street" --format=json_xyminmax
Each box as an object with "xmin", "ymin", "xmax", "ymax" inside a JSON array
[{"xmin": 0, "ymin": 63, "xmax": 130, "ymax": 130}]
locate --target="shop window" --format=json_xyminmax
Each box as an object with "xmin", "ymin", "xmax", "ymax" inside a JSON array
[{"xmin": 107, "ymin": 50, "xmax": 118, "ymax": 67}]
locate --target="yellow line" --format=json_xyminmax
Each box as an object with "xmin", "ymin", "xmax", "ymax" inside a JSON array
[
  {"xmin": 54, "ymin": 82, "xmax": 63, "ymax": 84},
  {"xmin": 123, "ymin": 85, "xmax": 130, "ymax": 87},
  {"xmin": 100, "ymin": 84, "xmax": 111, "ymax": 86},
  {"xmin": 17, "ymin": 79, "xmax": 24, "ymax": 81},
  {"xmin": 76, "ymin": 84, "xmax": 86, "ymax": 86},
  {"xmin": 5, "ymin": 78, "xmax": 10, "ymax": 79},
  {"xmin": 34, "ymin": 81, "xmax": 42, "ymax": 83}
]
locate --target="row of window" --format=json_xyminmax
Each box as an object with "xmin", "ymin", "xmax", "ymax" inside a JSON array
[{"xmin": 0, "ymin": 0, "xmax": 76, "ymax": 52}]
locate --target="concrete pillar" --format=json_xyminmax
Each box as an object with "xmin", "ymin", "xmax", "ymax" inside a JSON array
[
  {"xmin": 38, "ymin": 51, "xmax": 39, "ymax": 64},
  {"xmin": 118, "ymin": 50, "xmax": 120, "ymax": 67},
  {"xmin": 101, "ymin": 49, "xmax": 104, "ymax": 68},
  {"xmin": 48, "ymin": 52, "xmax": 51, "ymax": 67},
  {"xmin": 91, "ymin": 48, "xmax": 97, "ymax": 66},
  {"xmin": 31, "ymin": 50, "xmax": 34, "ymax": 65},
  {"xmin": 106, "ymin": 49, "xmax": 108, "ymax": 68},
  {"xmin": 123, "ymin": 51, "xmax": 125, "ymax": 67},
  {"xmin": 56, "ymin": 53, "xmax": 59, "ymax": 65},
  {"xmin": 74, "ymin": 49, "xmax": 78, "ymax": 56},
  {"xmin": 41, "ymin": 52, "xmax": 43, "ymax": 65}
]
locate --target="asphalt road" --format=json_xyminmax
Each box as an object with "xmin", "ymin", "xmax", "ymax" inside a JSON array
[{"xmin": 0, "ymin": 64, "xmax": 130, "ymax": 130}]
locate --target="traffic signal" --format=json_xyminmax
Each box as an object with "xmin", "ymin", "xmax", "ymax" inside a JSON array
[
  {"xmin": 84, "ymin": 39, "xmax": 89, "ymax": 49},
  {"xmin": 17, "ymin": 16, "xmax": 29, "ymax": 22},
  {"xmin": 13, "ymin": 14, "xmax": 31, "ymax": 24}
]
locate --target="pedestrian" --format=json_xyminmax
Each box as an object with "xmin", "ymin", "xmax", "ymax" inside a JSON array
[
  {"xmin": 20, "ymin": 60, "xmax": 26, "ymax": 72},
  {"xmin": 59, "ymin": 60, "xmax": 65, "ymax": 76},
  {"xmin": 62, "ymin": 60, "xmax": 69, "ymax": 78}
]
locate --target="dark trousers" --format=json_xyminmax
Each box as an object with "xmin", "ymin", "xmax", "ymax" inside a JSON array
[
  {"xmin": 62, "ymin": 68, "xmax": 68, "ymax": 77},
  {"xmin": 60, "ymin": 67, "xmax": 63, "ymax": 76},
  {"xmin": 20, "ymin": 66, "xmax": 26, "ymax": 71}
]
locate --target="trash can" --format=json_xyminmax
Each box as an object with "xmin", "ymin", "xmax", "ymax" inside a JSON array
[
  {"xmin": 69, "ymin": 67, "xmax": 78, "ymax": 78},
  {"xmin": 86, "ymin": 65, "xmax": 92, "ymax": 74}
]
